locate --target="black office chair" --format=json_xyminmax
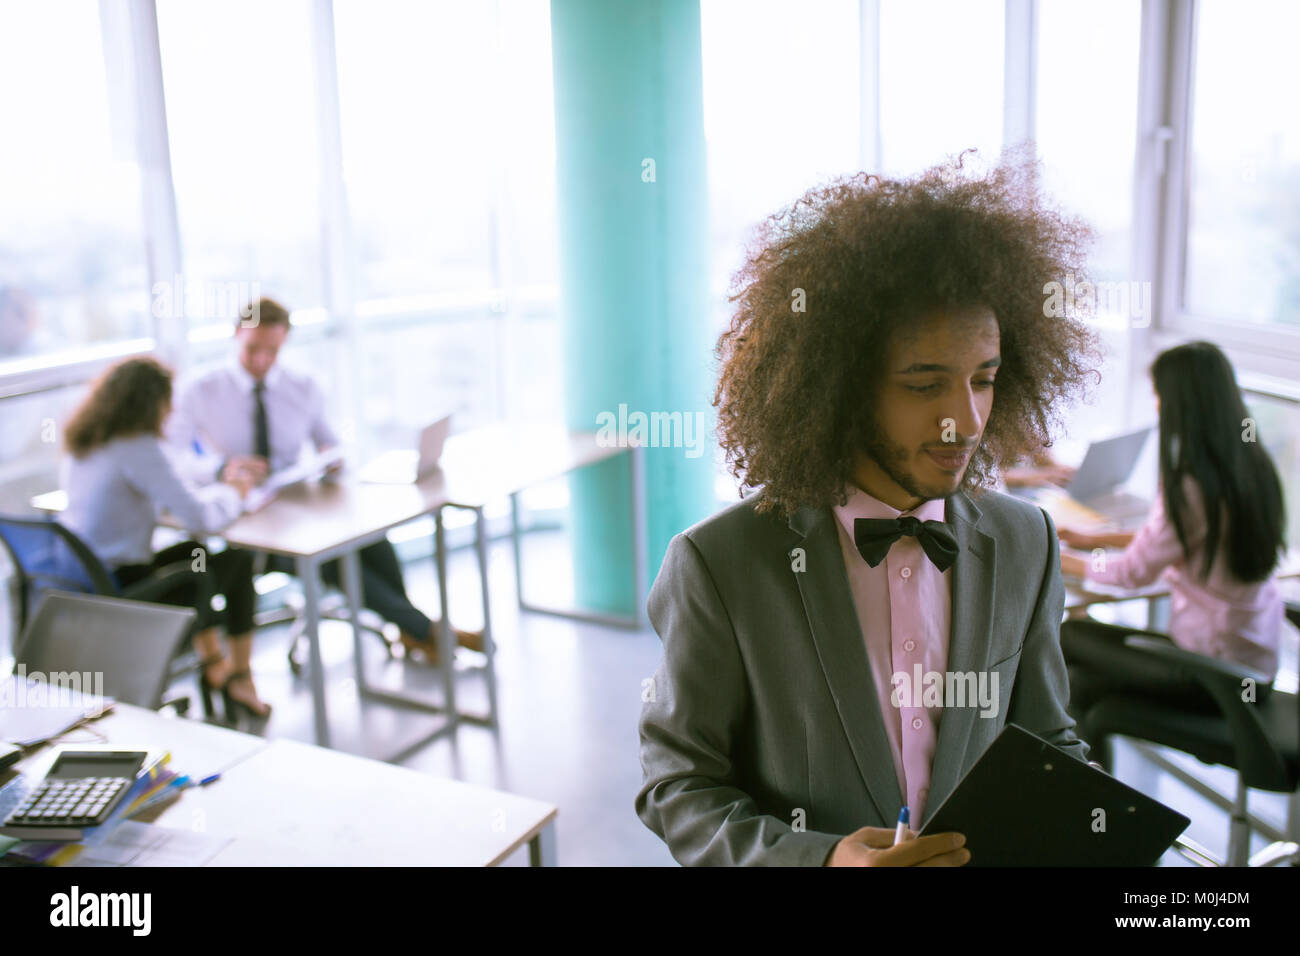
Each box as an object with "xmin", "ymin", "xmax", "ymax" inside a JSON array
[
  {"xmin": 1064, "ymin": 609, "xmax": 1300, "ymax": 867},
  {"xmin": 0, "ymin": 513, "xmax": 213, "ymax": 715},
  {"xmin": 15, "ymin": 591, "xmax": 196, "ymax": 711}
]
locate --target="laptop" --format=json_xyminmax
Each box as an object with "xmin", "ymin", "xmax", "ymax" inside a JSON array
[
  {"xmin": 358, "ymin": 414, "xmax": 453, "ymax": 484},
  {"xmin": 1066, "ymin": 426, "xmax": 1152, "ymax": 504},
  {"xmin": 919, "ymin": 724, "xmax": 1190, "ymax": 866}
]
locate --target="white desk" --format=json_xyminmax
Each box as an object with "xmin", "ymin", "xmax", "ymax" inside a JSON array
[{"xmin": 9, "ymin": 704, "xmax": 557, "ymax": 866}]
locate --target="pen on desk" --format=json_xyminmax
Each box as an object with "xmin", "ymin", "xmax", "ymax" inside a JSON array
[
  {"xmin": 893, "ymin": 806, "xmax": 910, "ymax": 846},
  {"xmin": 198, "ymin": 773, "xmax": 221, "ymax": 787}
]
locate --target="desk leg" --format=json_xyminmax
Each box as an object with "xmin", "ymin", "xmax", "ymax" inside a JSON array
[
  {"xmin": 512, "ymin": 445, "xmax": 646, "ymax": 630},
  {"xmin": 528, "ymin": 820, "xmax": 557, "ymax": 867},
  {"xmin": 341, "ymin": 549, "xmax": 366, "ymax": 690},
  {"xmin": 434, "ymin": 509, "xmax": 457, "ymax": 719},
  {"xmin": 629, "ymin": 442, "xmax": 647, "ymax": 625},
  {"xmin": 510, "ymin": 491, "xmax": 525, "ymax": 610},
  {"xmin": 474, "ymin": 505, "xmax": 499, "ymax": 728},
  {"xmin": 298, "ymin": 555, "xmax": 330, "ymax": 748}
]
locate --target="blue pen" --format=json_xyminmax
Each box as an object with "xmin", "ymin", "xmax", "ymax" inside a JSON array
[
  {"xmin": 893, "ymin": 806, "xmax": 910, "ymax": 846},
  {"xmin": 198, "ymin": 773, "xmax": 221, "ymax": 787}
]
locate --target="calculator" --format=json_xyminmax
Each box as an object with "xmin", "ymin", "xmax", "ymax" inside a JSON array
[{"xmin": 4, "ymin": 750, "xmax": 146, "ymax": 829}]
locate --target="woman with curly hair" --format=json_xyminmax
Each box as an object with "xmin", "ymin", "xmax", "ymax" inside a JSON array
[
  {"xmin": 636, "ymin": 153, "xmax": 1104, "ymax": 867},
  {"xmin": 61, "ymin": 356, "xmax": 269, "ymax": 722}
]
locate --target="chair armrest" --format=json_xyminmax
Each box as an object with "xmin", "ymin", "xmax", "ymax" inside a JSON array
[
  {"xmin": 1123, "ymin": 637, "xmax": 1289, "ymax": 789},
  {"xmin": 1123, "ymin": 637, "xmax": 1272, "ymax": 689},
  {"xmin": 119, "ymin": 562, "xmax": 207, "ymax": 607}
]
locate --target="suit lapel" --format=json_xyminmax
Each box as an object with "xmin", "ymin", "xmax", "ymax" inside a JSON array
[
  {"xmin": 788, "ymin": 506, "xmax": 904, "ymax": 823},
  {"xmin": 923, "ymin": 491, "xmax": 998, "ymax": 823}
]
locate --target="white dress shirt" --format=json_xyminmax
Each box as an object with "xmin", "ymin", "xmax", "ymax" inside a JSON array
[
  {"xmin": 167, "ymin": 359, "xmax": 339, "ymax": 481},
  {"xmin": 61, "ymin": 435, "xmax": 243, "ymax": 569}
]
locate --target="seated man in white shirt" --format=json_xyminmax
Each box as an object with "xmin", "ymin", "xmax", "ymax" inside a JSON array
[{"xmin": 167, "ymin": 297, "xmax": 481, "ymax": 663}]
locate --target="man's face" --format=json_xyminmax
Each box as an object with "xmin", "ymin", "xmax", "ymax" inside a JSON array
[
  {"xmin": 236, "ymin": 323, "xmax": 288, "ymax": 381},
  {"xmin": 854, "ymin": 305, "xmax": 1000, "ymax": 510}
]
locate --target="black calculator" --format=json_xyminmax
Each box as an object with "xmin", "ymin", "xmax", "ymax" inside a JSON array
[{"xmin": 4, "ymin": 750, "xmax": 147, "ymax": 829}]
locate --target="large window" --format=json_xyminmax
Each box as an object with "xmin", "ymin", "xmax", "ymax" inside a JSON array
[
  {"xmin": 1182, "ymin": 0, "xmax": 1300, "ymax": 331},
  {"xmin": 1036, "ymin": 0, "xmax": 1140, "ymax": 286},
  {"xmin": 334, "ymin": 0, "xmax": 497, "ymax": 303},
  {"xmin": 879, "ymin": 0, "xmax": 1004, "ymax": 176},
  {"xmin": 157, "ymin": 0, "xmax": 325, "ymax": 330},
  {"xmin": 0, "ymin": 3, "xmax": 151, "ymax": 375},
  {"xmin": 701, "ymin": 0, "xmax": 861, "ymax": 298},
  {"xmin": 334, "ymin": 0, "xmax": 557, "ymax": 305}
]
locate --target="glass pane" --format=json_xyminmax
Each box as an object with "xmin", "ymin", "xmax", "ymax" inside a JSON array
[
  {"xmin": 157, "ymin": 0, "xmax": 324, "ymax": 329},
  {"xmin": 334, "ymin": 0, "xmax": 502, "ymax": 302},
  {"xmin": 1035, "ymin": 0, "xmax": 1140, "ymax": 286},
  {"xmin": 1184, "ymin": 0, "xmax": 1300, "ymax": 328},
  {"xmin": 702, "ymin": 0, "xmax": 861, "ymax": 296},
  {"xmin": 879, "ymin": 0, "xmax": 1004, "ymax": 176},
  {"xmin": 0, "ymin": 4, "xmax": 150, "ymax": 371}
]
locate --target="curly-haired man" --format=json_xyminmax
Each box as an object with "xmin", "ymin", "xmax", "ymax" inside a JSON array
[{"xmin": 636, "ymin": 154, "xmax": 1103, "ymax": 866}]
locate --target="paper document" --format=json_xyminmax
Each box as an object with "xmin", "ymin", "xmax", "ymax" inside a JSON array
[
  {"xmin": 0, "ymin": 675, "xmax": 113, "ymax": 747},
  {"xmin": 14, "ymin": 820, "xmax": 233, "ymax": 867},
  {"xmin": 243, "ymin": 446, "xmax": 344, "ymax": 513}
]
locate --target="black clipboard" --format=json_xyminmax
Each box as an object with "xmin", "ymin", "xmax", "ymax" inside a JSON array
[{"xmin": 918, "ymin": 724, "xmax": 1190, "ymax": 866}]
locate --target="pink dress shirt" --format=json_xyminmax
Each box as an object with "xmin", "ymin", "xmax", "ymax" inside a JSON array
[
  {"xmin": 1085, "ymin": 475, "xmax": 1282, "ymax": 678},
  {"xmin": 832, "ymin": 486, "xmax": 951, "ymax": 824}
]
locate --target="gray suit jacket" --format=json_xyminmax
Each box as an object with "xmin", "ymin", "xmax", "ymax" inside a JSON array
[{"xmin": 635, "ymin": 488, "xmax": 1090, "ymax": 866}]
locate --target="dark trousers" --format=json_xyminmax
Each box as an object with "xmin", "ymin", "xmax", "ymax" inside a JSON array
[
  {"xmin": 1061, "ymin": 618, "xmax": 1223, "ymax": 764},
  {"xmin": 268, "ymin": 539, "xmax": 431, "ymax": 638},
  {"xmin": 113, "ymin": 541, "xmax": 257, "ymax": 634}
]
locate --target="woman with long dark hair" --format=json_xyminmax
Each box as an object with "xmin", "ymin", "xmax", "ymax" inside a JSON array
[
  {"xmin": 1059, "ymin": 342, "xmax": 1287, "ymax": 756},
  {"xmin": 61, "ymin": 356, "xmax": 271, "ymax": 721}
]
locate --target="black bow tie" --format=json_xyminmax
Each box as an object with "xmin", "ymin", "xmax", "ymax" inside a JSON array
[{"xmin": 853, "ymin": 515, "xmax": 959, "ymax": 572}]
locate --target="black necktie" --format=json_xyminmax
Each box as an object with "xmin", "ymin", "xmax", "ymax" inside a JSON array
[
  {"xmin": 854, "ymin": 515, "xmax": 959, "ymax": 572},
  {"xmin": 253, "ymin": 381, "xmax": 270, "ymax": 460}
]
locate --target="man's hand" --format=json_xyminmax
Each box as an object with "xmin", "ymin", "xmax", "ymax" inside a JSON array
[
  {"xmin": 221, "ymin": 469, "xmax": 257, "ymax": 498},
  {"xmin": 824, "ymin": 826, "xmax": 969, "ymax": 867},
  {"xmin": 220, "ymin": 455, "xmax": 269, "ymax": 485},
  {"xmin": 1058, "ymin": 548, "xmax": 1089, "ymax": 578},
  {"xmin": 1056, "ymin": 527, "xmax": 1098, "ymax": 550},
  {"xmin": 317, "ymin": 445, "xmax": 344, "ymax": 476}
]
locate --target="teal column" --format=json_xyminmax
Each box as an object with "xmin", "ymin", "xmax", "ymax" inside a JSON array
[{"xmin": 551, "ymin": 0, "xmax": 716, "ymax": 616}]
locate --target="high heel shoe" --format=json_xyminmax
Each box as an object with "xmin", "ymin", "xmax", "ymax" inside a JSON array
[
  {"xmin": 198, "ymin": 655, "xmax": 226, "ymax": 719},
  {"xmin": 221, "ymin": 670, "xmax": 273, "ymax": 722}
]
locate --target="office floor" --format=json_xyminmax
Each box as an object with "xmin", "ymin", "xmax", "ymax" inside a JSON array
[{"xmin": 158, "ymin": 528, "xmax": 1295, "ymax": 868}]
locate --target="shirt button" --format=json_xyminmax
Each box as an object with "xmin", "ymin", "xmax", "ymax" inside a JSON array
[
  {"xmin": 912, "ymin": 717, "xmax": 923, "ymax": 730},
  {"xmin": 903, "ymin": 640, "xmax": 916, "ymax": 652},
  {"xmin": 900, "ymin": 567, "xmax": 912, "ymax": 579}
]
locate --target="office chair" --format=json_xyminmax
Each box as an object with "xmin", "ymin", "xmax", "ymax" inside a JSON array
[
  {"xmin": 14, "ymin": 591, "xmax": 195, "ymax": 711},
  {"xmin": 1064, "ymin": 609, "xmax": 1300, "ymax": 867},
  {"xmin": 0, "ymin": 513, "xmax": 213, "ymax": 715},
  {"xmin": 0, "ymin": 514, "xmax": 203, "ymax": 635}
]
